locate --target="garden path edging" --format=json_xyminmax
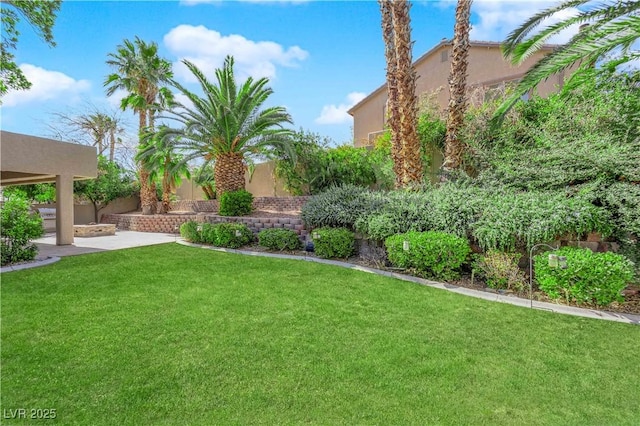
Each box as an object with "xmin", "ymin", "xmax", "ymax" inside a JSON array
[
  {"xmin": 177, "ymin": 239, "xmax": 640, "ymax": 326},
  {"xmin": 0, "ymin": 256, "xmax": 61, "ymax": 273}
]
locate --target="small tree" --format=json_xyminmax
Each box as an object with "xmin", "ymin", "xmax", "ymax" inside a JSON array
[
  {"xmin": 0, "ymin": 193, "xmax": 44, "ymax": 266},
  {"xmin": 74, "ymin": 156, "xmax": 138, "ymax": 222}
]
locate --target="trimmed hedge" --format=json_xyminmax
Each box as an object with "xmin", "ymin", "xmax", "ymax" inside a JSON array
[
  {"xmin": 534, "ymin": 246, "xmax": 634, "ymax": 306},
  {"xmin": 219, "ymin": 190, "xmax": 253, "ymax": 216},
  {"xmin": 258, "ymin": 228, "xmax": 302, "ymax": 251},
  {"xmin": 386, "ymin": 231, "xmax": 471, "ymax": 281},
  {"xmin": 180, "ymin": 221, "xmax": 253, "ymax": 249},
  {"xmin": 312, "ymin": 227, "xmax": 355, "ymax": 259}
]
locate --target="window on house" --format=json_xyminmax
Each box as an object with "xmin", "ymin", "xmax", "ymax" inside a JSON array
[{"xmin": 441, "ymin": 50, "xmax": 448, "ymax": 62}]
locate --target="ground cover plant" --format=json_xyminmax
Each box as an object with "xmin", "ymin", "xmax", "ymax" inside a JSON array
[{"xmin": 2, "ymin": 244, "xmax": 639, "ymax": 425}]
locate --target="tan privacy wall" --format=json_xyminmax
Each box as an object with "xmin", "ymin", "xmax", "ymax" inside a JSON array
[{"xmin": 176, "ymin": 161, "xmax": 292, "ymax": 200}]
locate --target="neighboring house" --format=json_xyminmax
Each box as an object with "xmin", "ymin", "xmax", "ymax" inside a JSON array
[{"xmin": 348, "ymin": 39, "xmax": 569, "ymax": 147}]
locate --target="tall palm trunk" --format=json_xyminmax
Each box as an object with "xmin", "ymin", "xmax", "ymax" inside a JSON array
[
  {"xmin": 391, "ymin": 0, "xmax": 422, "ymax": 186},
  {"xmin": 379, "ymin": 0, "xmax": 404, "ymax": 188},
  {"xmin": 443, "ymin": 0, "xmax": 473, "ymax": 177},
  {"xmin": 108, "ymin": 128, "xmax": 116, "ymax": 162},
  {"xmin": 159, "ymin": 160, "xmax": 172, "ymax": 215},
  {"xmin": 137, "ymin": 108, "xmax": 157, "ymax": 215},
  {"xmin": 214, "ymin": 152, "xmax": 246, "ymax": 198}
]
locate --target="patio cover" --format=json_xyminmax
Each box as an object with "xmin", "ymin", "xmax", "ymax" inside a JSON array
[{"xmin": 1, "ymin": 131, "xmax": 97, "ymax": 245}]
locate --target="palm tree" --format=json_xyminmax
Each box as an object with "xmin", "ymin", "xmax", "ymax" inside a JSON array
[
  {"xmin": 495, "ymin": 0, "xmax": 640, "ymax": 119},
  {"xmin": 156, "ymin": 56, "xmax": 294, "ymax": 199},
  {"xmin": 391, "ymin": 0, "xmax": 422, "ymax": 187},
  {"xmin": 379, "ymin": 0, "xmax": 404, "ymax": 188},
  {"xmin": 104, "ymin": 37, "xmax": 173, "ymax": 215},
  {"xmin": 443, "ymin": 0, "xmax": 473, "ymax": 176},
  {"xmin": 137, "ymin": 132, "xmax": 191, "ymax": 214}
]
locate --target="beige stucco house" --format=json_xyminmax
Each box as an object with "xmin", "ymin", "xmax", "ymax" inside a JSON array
[{"xmin": 348, "ymin": 39, "xmax": 568, "ymax": 147}]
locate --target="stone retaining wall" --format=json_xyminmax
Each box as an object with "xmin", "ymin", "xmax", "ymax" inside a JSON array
[
  {"xmin": 101, "ymin": 213, "xmax": 308, "ymax": 237},
  {"xmin": 203, "ymin": 215, "xmax": 307, "ymax": 237},
  {"xmin": 101, "ymin": 214, "xmax": 199, "ymax": 234},
  {"xmin": 168, "ymin": 196, "xmax": 310, "ymax": 213}
]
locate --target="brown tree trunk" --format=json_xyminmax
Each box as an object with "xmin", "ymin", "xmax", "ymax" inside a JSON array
[
  {"xmin": 391, "ymin": 0, "xmax": 422, "ymax": 187},
  {"xmin": 379, "ymin": 0, "xmax": 404, "ymax": 189},
  {"xmin": 214, "ymin": 152, "xmax": 246, "ymax": 199},
  {"xmin": 158, "ymin": 159, "xmax": 172, "ymax": 214},
  {"xmin": 443, "ymin": 0, "xmax": 473, "ymax": 178},
  {"xmin": 109, "ymin": 129, "xmax": 116, "ymax": 162},
  {"xmin": 137, "ymin": 108, "xmax": 157, "ymax": 215}
]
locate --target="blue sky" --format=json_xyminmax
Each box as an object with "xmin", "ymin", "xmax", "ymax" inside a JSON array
[{"xmin": 2, "ymin": 0, "xmax": 573, "ymax": 149}]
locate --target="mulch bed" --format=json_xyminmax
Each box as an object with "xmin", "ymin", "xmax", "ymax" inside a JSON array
[{"xmin": 239, "ymin": 242, "xmax": 640, "ymax": 316}]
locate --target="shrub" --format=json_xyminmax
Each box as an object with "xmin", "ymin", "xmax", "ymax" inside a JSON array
[
  {"xmin": 210, "ymin": 223, "xmax": 254, "ymax": 248},
  {"xmin": 180, "ymin": 221, "xmax": 202, "ymax": 243},
  {"xmin": 258, "ymin": 228, "xmax": 302, "ymax": 251},
  {"xmin": 200, "ymin": 223, "xmax": 217, "ymax": 245},
  {"xmin": 312, "ymin": 227, "xmax": 355, "ymax": 259},
  {"xmin": 301, "ymin": 184, "xmax": 386, "ymax": 230},
  {"xmin": 471, "ymin": 190, "xmax": 611, "ymax": 251},
  {"xmin": 473, "ymin": 250, "xmax": 527, "ymax": 291},
  {"xmin": 534, "ymin": 247, "xmax": 634, "ymax": 306},
  {"xmin": 1, "ymin": 194, "xmax": 44, "ymax": 266},
  {"xmin": 385, "ymin": 231, "xmax": 471, "ymax": 281},
  {"xmin": 219, "ymin": 190, "xmax": 253, "ymax": 216}
]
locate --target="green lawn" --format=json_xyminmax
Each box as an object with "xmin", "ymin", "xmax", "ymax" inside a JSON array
[{"xmin": 1, "ymin": 243, "xmax": 638, "ymax": 425}]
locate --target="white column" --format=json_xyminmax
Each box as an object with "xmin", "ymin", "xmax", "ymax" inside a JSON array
[{"xmin": 56, "ymin": 174, "xmax": 74, "ymax": 245}]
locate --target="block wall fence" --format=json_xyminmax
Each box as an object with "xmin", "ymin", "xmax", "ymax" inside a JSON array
[{"xmin": 101, "ymin": 196, "xmax": 310, "ymax": 237}]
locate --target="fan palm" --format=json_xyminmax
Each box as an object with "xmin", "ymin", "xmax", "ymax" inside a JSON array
[
  {"xmin": 104, "ymin": 37, "xmax": 173, "ymax": 214},
  {"xmin": 495, "ymin": 0, "xmax": 640, "ymax": 119},
  {"xmin": 443, "ymin": 0, "xmax": 473, "ymax": 176},
  {"xmin": 156, "ymin": 56, "xmax": 294, "ymax": 199},
  {"xmin": 391, "ymin": 0, "xmax": 422, "ymax": 187},
  {"xmin": 379, "ymin": 0, "xmax": 404, "ymax": 188},
  {"xmin": 137, "ymin": 132, "xmax": 191, "ymax": 214}
]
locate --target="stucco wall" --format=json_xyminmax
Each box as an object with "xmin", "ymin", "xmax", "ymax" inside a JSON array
[
  {"xmin": 34, "ymin": 196, "xmax": 139, "ymax": 231},
  {"xmin": 175, "ymin": 161, "xmax": 291, "ymax": 200},
  {"xmin": 351, "ymin": 44, "xmax": 567, "ymax": 147}
]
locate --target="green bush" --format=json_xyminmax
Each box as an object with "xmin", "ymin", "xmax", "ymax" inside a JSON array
[
  {"xmin": 473, "ymin": 250, "xmax": 527, "ymax": 291},
  {"xmin": 386, "ymin": 231, "xmax": 471, "ymax": 281},
  {"xmin": 210, "ymin": 223, "xmax": 254, "ymax": 248},
  {"xmin": 1, "ymin": 194, "xmax": 44, "ymax": 266},
  {"xmin": 301, "ymin": 184, "xmax": 385, "ymax": 230},
  {"xmin": 312, "ymin": 227, "xmax": 355, "ymax": 259},
  {"xmin": 534, "ymin": 247, "xmax": 634, "ymax": 306},
  {"xmin": 200, "ymin": 223, "xmax": 217, "ymax": 245},
  {"xmin": 180, "ymin": 221, "xmax": 202, "ymax": 243},
  {"xmin": 219, "ymin": 190, "xmax": 253, "ymax": 216},
  {"xmin": 471, "ymin": 190, "xmax": 611, "ymax": 251},
  {"xmin": 258, "ymin": 228, "xmax": 302, "ymax": 251}
]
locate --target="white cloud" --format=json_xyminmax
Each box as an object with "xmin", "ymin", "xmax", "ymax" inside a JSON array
[
  {"xmin": 315, "ymin": 92, "xmax": 366, "ymax": 125},
  {"xmin": 3, "ymin": 64, "xmax": 90, "ymax": 107},
  {"xmin": 433, "ymin": 1, "xmax": 580, "ymax": 44},
  {"xmin": 163, "ymin": 25, "xmax": 309, "ymax": 82},
  {"xmin": 105, "ymin": 88, "xmax": 128, "ymax": 110},
  {"xmin": 469, "ymin": 1, "xmax": 581, "ymax": 44}
]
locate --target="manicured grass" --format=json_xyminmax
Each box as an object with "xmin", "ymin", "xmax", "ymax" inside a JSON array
[{"xmin": 2, "ymin": 243, "xmax": 639, "ymax": 425}]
